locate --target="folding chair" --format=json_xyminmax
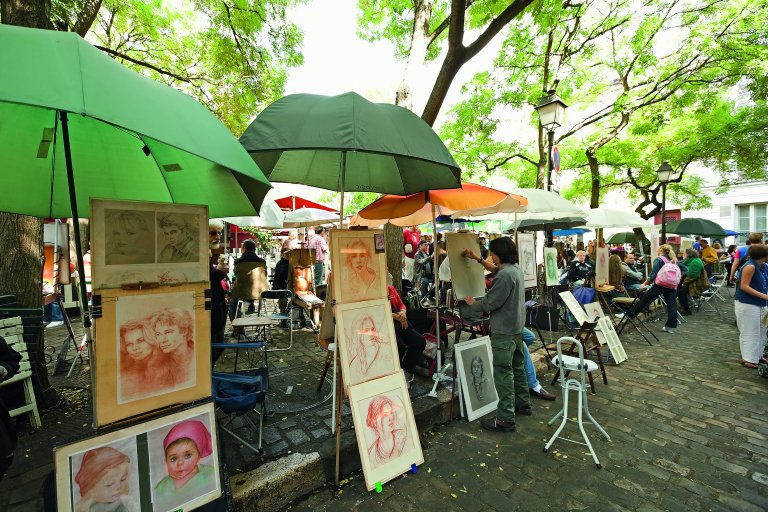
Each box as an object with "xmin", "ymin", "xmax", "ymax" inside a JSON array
[
  {"xmin": 544, "ymin": 336, "xmax": 610, "ymax": 468},
  {"xmin": 692, "ymin": 288, "xmax": 721, "ymax": 315},
  {"xmin": 611, "ymin": 295, "xmax": 657, "ymax": 346},
  {"xmin": 708, "ymin": 273, "xmax": 730, "ymax": 302},
  {"xmin": 259, "ymin": 289, "xmax": 294, "ymax": 351},
  {"xmin": 212, "ymin": 342, "xmax": 269, "ymax": 454}
]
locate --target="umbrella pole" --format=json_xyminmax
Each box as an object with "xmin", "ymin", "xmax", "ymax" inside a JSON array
[
  {"xmin": 60, "ymin": 111, "xmax": 91, "ymax": 331},
  {"xmin": 431, "ymin": 201, "xmax": 442, "ymax": 373},
  {"xmin": 338, "ymin": 152, "xmax": 346, "ymax": 229}
]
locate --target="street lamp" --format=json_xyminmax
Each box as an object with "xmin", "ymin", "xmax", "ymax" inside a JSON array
[
  {"xmin": 656, "ymin": 161, "xmax": 674, "ymax": 244},
  {"xmin": 535, "ymin": 91, "xmax": 568, "ymax": 192}
]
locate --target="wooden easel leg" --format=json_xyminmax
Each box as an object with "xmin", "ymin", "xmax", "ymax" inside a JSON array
[{"xmin": 334, "ymin": 350, "xmax": 343, "ymax": 488}]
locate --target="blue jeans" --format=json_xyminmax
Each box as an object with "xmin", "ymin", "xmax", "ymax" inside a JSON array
[
  {"xmin": 314, "ymin": 260, "xmax": 324, "ymax": 286},
  {"xmin": 631, "ymin": 284, "xmax": 678, "ymax": 328},
  {"xmin": 521, "ymin": 327, "xmax": 539, "ymax": 390}
]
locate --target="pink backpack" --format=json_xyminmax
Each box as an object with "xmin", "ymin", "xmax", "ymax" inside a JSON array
[{"xmin": 655, "ymin": 256, "xmax": 681, "ymax": 288}]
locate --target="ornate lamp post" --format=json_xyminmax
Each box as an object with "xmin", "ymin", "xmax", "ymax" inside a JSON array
[
  {"xmin": 535, "ymin": 91, "xmax": 568, "ymax": 192},
  {"xmin": 656, "ymin": 161, "xmax": 675, "ymax": 244}
]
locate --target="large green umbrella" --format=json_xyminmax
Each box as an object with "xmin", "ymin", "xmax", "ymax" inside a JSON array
[
  {"xmin": 606, "ymin": 231, "xmax": 647, "ymax": 244},
  {"xmin": 239, "ymin": 91, "xmax": 462, "ymax": 220},
  {"xmin": 665, "ymin": 218, "xmax": 726, "ymax": 237},
  {"xmin": 0, "ymin": 25, "xmax": 272, "ymax": 326}
]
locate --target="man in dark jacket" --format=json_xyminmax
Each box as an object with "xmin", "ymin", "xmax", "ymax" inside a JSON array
[
  {"xmin": 229, "ymin": 239, "xmax": 268, "ymax": 319},
  {"xmin": 0, "ymin": 335, "xmax": 22, "ymax": 481},
  {"xmin": 567, "ymin": 250, "xmax": 594, "ymax": 285}
]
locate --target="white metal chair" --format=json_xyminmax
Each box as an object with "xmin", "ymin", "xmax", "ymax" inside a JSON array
[{"xmin": 544, "ymin": 336, "xmax": 610, "ymax": 468}]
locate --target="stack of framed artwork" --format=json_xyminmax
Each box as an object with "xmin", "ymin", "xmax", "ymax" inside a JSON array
[
  {"xmin": 53, "ymin": 199, "xmax": 223, "ymax": 512},
  {"xmin": 329, "ymin": 229, "xmax": 424, "ymax": 491}
]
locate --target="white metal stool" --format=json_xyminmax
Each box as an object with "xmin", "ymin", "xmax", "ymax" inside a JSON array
[{"xmin": 544, "ymin": 336, "xmax": 610, "ymax": 468}]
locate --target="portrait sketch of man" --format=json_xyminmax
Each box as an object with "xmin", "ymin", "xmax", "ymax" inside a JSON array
[
  {"xmin": 157, "ymin": 213, "xmax": 200, "ymax": 263},
  {"xmin": 359, "ymin": 391, "xmax": 412, "ymax": 469},
  {"xmin": 116, "ymin": 292, "xmax": 196, "ymax": 404},
  {"xmin": 104, "ymin": 209, "xmax": 155, "ymax": 265},
  {"xmin": 339, "ymin": 302, "xmax": 398, "ymax": 387}
]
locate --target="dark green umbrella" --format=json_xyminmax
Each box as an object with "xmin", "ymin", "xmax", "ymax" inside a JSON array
[
  {"xmin": 606, "ymin": 231, "xmax": 647, "ymax": 244},
  {"xmin": 0, "ymin": 25, "xmax": 272, "ymax": 327},
  {"xmin": 665, "ymin": 218, "xmax": 726, "ymax": 237},
  {"xmin": 239, "ymin": 91, "xmax": 462, "ymax": 219}
]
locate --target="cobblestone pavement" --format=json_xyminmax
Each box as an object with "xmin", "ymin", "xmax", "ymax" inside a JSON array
[{"xmin": 289, "ymin": 297, "xmax": 768, "ymax": 512}]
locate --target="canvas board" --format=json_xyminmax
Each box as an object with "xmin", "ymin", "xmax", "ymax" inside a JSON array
[
  {"xmin": 455, "ymin": 336, "xmax": 499, "ymax": 421},
  {"xmin": 446, "ymin": 232, "xmax": 485, "ymax": 299},
  {"xmin": 54, "ymin": 402, "xmax": 220, "ymax": 512},
  {"xmin": 517, "ymin": 232, "xmax": 537, "ymax": 288},
  {"xmin": 93, "ymin": 282, "xmax": 211, "ymax": 427},
  {"xmin": 595, "ymin": 247, "xmax": 609, "ymax": 286},
  {"xmin": 330, "ymin": 229, "xmax": 387, "ymax": 304},
  {"xmin": 582, "ymin": 302, "xmax": 608, "ymax": 346},
  {"xmin": 597, "ymin": 316, "xmax": 628, "ymax": 364},
  {"xmin": 348, "ymin": 372, "xmax": 424, "ymax": 491},
  {"xmin": 91, "ymin": 199, "xmax": 209, "ymax": 289},
  {"xmin": 544, "ymin": 247, "xmax": 559, "ymax": 286},
  {"xmin": 558, "ymin": 290, "xmax": 590, "ymax": 326},
  {"xmin": 335, "ymin": 299, "xmax": 400, "ymax": 388}
]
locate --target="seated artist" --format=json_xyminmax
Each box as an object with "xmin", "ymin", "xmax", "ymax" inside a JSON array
[
  {"xmin": 567, "ymin": 250, "xmax": 593, "ymax": 287},
  {"xmin": 622, "ymin": 252, "xmax": 644, "ymax": 295},
  {"xmin": 387, "ymin": 275, "xmax": 427, "ymax": 387}
]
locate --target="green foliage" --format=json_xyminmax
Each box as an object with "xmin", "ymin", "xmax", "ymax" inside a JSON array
[
  {"xmin": 318, "ymin": 191, "xmax": 381, "ymax": 216},
  {"xmin": 85, "ymin": 0, "xmax": 305, "ymax": 134},
  {"xmin": 239, "ymin": 227, "xmax": 273, "ymax": 251}
]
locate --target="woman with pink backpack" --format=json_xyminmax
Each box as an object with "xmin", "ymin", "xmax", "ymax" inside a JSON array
[{"xmin": 626, "ymin": 244, "xmax": 683, "ymax": 334}]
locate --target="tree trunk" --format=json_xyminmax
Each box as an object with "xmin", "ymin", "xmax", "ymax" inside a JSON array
[
  {"xmin": 395, "ymin": 0, "xmax": 433, "ymax": 110},
  {"xmin": 384, "ymin": 223, "xmax": 403, "ymax": 295},
  {"xmin": 0, "ymin": 0, "xmax": 52, "ymax": 28},
  {"xmin": 586, "ymin": 148, "xmax": 600, "ymax": 208}
]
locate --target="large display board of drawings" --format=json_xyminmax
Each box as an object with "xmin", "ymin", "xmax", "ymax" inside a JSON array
[
  {"xmin": 55, "ymin": 402, "xmax": 221, "ymax": 512},
  {"xmin": 348, "ymin": 372, "xmax": 424, "ymax": 491},
  {"xmin": 93, "ymin": 282, "xmax": 211, "ymax": 426},
  {"xmin": 517, "ymin": 232, "xmax": 537, "ymax": 288},
  {"xmin": 91, "ymin": 199, "xmax": 209, "ymax": 289},
  {"xmin": 330, "ymin": 229, "xmax": 388, "ymax": 303},
  {"xmin": 446, "ymin": 232, "xmax": 485, "ymax": 299}
]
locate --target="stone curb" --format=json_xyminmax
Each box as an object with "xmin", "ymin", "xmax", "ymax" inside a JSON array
[{"xmin": 232, "ymin": 384, "xmax": 453, "ymax": 510}]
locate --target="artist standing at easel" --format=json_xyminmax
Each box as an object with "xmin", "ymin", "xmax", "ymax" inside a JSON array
[{"xmin": 463, "ymin": 237, "xmax": 530, "ymax": 433}]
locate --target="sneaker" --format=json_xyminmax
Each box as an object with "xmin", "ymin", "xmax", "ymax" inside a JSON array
[
  {"xmin": 661, "ymin": 326, "xmax": 677, "ymax": 334},
  {"xmin": 45, "ymin": 321, "xmax": 64, "ymax": 329},
  {"xmin": 481, "ymin": 417, "xmax": 516, "ymax": 432}
]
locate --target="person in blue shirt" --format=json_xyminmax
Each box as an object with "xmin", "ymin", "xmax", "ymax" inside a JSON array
[{"xmin": 734, "ymin": 244, "xmax": 768, "ymax": 368}]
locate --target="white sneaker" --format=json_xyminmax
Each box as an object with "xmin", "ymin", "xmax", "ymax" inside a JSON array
[
  {"xmin": 661, "ymin": 326, "xmax": 677, "ymax": 334},
  {"xmin": 45, "ymin": 321, "xmax": 64, "ymax": 328},
  {"xmin": 405, "ymin": 371, "xmax": 415, "ymax": 383}
]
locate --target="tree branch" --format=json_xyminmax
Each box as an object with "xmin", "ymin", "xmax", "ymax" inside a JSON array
[{"xmin": 94, "ymin": 45, "xmax": 200, "ymax": 82}]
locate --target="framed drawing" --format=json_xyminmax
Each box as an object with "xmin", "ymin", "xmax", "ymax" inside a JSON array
[
  {"xmin": 330, "ymin": 229, "xmax": 387, "ymax": 304},
  {"xmin": 91, "ymin": 199, "xmax": 209, "ymax": 289},
  {"xmin": 544, "ymin": 247, "xmax": 559, "ymax": 286},
  {"xmin": 597, "ymin": 316, "xmax": 628, "ymax": 364},
  {"xmin": 517, "ymin": 232, "xmax": 537, "ymax": 288},
  {"xmin": 335, "ymin": 299, "xmax": 400, "ymax": 387},
  {"xmin": 446, "ymin": 232, "xmax": 485, "ymax": 299},
  {"xmin": 93, "ymin": 282, "xmax": 211, "ymax": 427},
  {"xmin": 595, "ymin": 247, "xmax": 609, "ymax": 286},
  {"xmin": 348, "ymin": 372, "xmax": 423, "ymax": 491},
  {"xmin": 558, "ymin": 290, "xmax": 590, "ymax": 326},
  {"xmin": 455, "ymin": 336, "xmax": 499, "ymax": 421},
  {"xmin": 55, "ymin": 403, "xmax": 220, "ymax": 512}
]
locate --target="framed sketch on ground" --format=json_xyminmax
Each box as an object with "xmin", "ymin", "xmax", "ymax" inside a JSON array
[
  {"xmin": 336, "ymin": 299, "xmax": 400, "ymax": 388},
  {"xmin": 54, "ymin": 402, "xmax": 221, "ymax": 512},
  {"xmin": 544, "ymin": 247, "xmax": 559, "ymax": 286},
  {"xmin": 93, "ymin": 282, "xmax": 211, "ymax": 427},
  {"xmin": 597, "ymin": 316, "xmax": 628, "ymax": 364},
  {"xmin": 558, "ymin": 290, "xmax": 590, "ymax": 326},
  {"xmin": 517, "ymin": 232, "xmax": 537, "ymax": 288},
  {"xmin": 348, "ymin": 372, "xmax": 423, "ymax": 491},
  {"xmin": 90, "ymin": 199, "xmax": 209, "ymax": 289},
  {"xmin": 329, "ymin": 229, "xmax": 387, "ymax": 304},
  {"xmin": 446, "ymin": 232, "xmax": 485, "ymax": 299},
  {"xmin": 595, "ymin": 247, "xmax": 609, "ymax": 286},
  {"xmin": 454, "ymin": 336, "xmax": 499, "ymax": 421}
]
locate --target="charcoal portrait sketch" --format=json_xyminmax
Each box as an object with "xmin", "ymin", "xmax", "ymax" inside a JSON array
[
  {"xmin": 116, "ymin": 293, "xmax": 196, "ymax": 403},
  {"xmin": 455, "ymin": 336, "xmax": 499, "ymax": 421},
  {"xmin": 157, "ymin": 213, "xmax": 200, "ymax": 263},
  {"xmin": 337, "ymin": 299, "xmax": 399, "ymax": 387},
  {"xmin": 348, "ymin": 373, "xmax": 424, "ymax": 491},
  {"xmin": 104, "ymin": 209, "xmax": 155, "ymax": 265}
]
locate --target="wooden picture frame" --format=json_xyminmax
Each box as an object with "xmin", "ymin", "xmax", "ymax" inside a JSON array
[
  {"xmin": 335, "ymin": 299, "xmax": 400, "ymax": 388},
  {"xmin": 348, "ymin": 372, "xmax": 423, "ymax": 491},
  {"xmin": 455, "ymin": 336, "xmax": 499, "ymax": 421},
  {"xmin": 92, "ymin": 282, "xmax": 211, "ymax": 427},
  {"xmin": 55, "ymin": 403, "xmax": 220, "ymax": 512},
  {"xmin": 90, "ymin": 199, "xmax": 209, "ymax": 289},
  {"xmin": 583, "ymin": 302, "xmax": 628, "ymax": 364},
  {"xmin": 446, "ymin": 232, "xmax": 485, "ymax": 299},
  {"xmin": 329, "ymin": 229, "xmax": 387, "ymax": 304},
  {"xmin": 517, "ymin": 232, "xmax": 537, "ymax": 289}
]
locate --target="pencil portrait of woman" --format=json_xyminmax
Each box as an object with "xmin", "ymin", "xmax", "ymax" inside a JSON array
[
  {"xmin": 340, "ymin": 239, "xmax": 381, "ymax": 302},
  {"xmin": 365, "ymin": 395, "xmax": 409, "ymax": 468},
  {"xmin": 344, "ymin": 311, "xmax": 392, "ymax": 383}
]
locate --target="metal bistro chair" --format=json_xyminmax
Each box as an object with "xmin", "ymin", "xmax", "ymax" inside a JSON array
[
  {"xmin": 545, "ymin": 336, "xmax": 610, "ymax": 468},
  {"xmin": 258, "ymin": 289, "xmax": 294, "ymax": 351}
]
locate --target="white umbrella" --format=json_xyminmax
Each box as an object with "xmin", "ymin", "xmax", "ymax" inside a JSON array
[
  {"xmin": 216, "ymin": 189, "xmax": 284, "ymax": 229},
  {"xmin": 583, "ymin": 207, "xmax": 651, "ymax": 229},
  {"xmin": 283, "ymin": 207, "xmax": 340, "ymax": 228},
  {"xmin": 451, "ymin": 187, "xmax": 584, "ymax": 220}
]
